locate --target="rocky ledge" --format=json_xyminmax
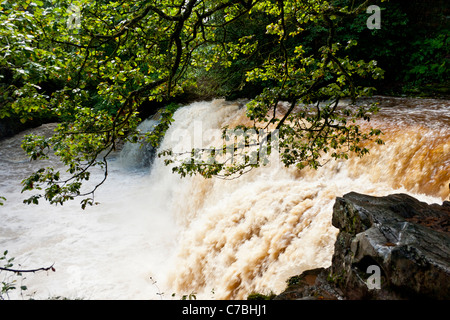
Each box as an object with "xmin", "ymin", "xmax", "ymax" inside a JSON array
[{"xmin": 275, "ymin": 192, "xmax": 450, "ymax": 300}]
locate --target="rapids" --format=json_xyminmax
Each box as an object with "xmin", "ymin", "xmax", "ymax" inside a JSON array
[{"xmin": 0, "ymin": 97, "xmax": 448, "ymax": 299}]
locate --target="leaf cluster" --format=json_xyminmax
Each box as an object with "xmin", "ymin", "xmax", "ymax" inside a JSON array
[{"xmin": 0, "ymin": 0, "xmax": 386, "ymax": 206}]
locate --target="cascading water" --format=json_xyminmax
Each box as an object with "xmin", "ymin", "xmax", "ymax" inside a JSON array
[
  {"xmin": 119, "ymin": 118, "xmax": 159, "ymax": 169},
  {"xmin": 0, "ymin": 97, "xmax": 448, "ymax": 300}
]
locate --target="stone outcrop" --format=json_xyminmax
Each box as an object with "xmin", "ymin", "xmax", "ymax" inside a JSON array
[{"xmin": 275, "ymin": 192, "xmax": 450, "ymax": 300}]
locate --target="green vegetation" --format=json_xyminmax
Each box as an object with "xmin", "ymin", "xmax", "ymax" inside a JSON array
[
  {"xmin": 286, "ymin": 274, "xmax": 303, "ymax": 286},
  {"xmin": 334, "ymin": 0, "xmax": 449, "ymax": 96},
  {"xmin": 247, "ymin": 291, "xmax": 276, "ymax": 300},
  {"xmin": 0, "ymin": 0, "xmax": 447, "ymax": 208},
  {"xmin": 1, "ymin": 250, "xmax": 56, "ymax": 300},
  {"xmin": 0, "ymin": 251, "xmax": 24, "ymax": 300}
]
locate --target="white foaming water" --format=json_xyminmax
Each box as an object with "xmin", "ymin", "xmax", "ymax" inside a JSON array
[{"xmin": 0, "ymin": 98, "xmax": 448, "ymax": 300}]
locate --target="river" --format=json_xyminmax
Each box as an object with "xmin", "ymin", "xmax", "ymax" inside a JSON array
[{"xmin": 0, "ymin": 96, "xmax": 448, "ymax": 299}]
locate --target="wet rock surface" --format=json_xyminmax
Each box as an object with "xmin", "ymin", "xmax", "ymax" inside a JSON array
[{"xmin": 275, "ymin": 192, "xmax": 450, "ymax": 300}]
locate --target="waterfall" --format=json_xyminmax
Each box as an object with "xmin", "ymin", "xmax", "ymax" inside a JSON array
[
  {"xmin": 0, "ymin": 97, "xmax": 448, "ymax": 299},
  {"xmin": 119, "ymin": 118, "xmax": 159, "ymax": 169}
]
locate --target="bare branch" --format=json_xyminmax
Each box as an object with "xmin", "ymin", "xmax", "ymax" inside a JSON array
[{"xmin": 0, "ymin": 264, "xmax": 55, "ymax": 274}]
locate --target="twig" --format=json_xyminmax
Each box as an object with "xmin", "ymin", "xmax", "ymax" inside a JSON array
[{"xmin": 0, "ymin": 264, "xmax": 55, "ymax": 274}]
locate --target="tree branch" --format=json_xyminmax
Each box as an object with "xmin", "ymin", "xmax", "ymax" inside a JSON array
[{"xmin": 0, "ymin": 264, "xmax": 55, "ymax": 274}]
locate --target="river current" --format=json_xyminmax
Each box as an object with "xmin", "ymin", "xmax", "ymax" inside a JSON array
[{"xmin": 0, "ymin": 96, "xmax": 448, "ymax": 299}]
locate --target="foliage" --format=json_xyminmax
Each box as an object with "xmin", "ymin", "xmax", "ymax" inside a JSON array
[
  {"xmin": 329, "ymin": 0, "xmax": 449, "ymax": 94},
  {"xmin": 0, "ymin": 250, "xmax": 56, "ymax": 300},
  {"xmin": 247, "ymin": 291, "xmax": 276, "ymax": 300},
  {"xmin": 1, "ymin": 250, "xmax": 27, "ymax": 300},
  {"xmin": 158, "ymin": 0, "xmax": 385, "ymax": 179},
  {"xmin": 0, "ymin": 0, "xmax": 386, "ymax": 208},
  {"xmin": 286, "ymin": 274, "xmax": 303, "ymax": 286},
  {"xmin": 181, "ymin": 292, "xmax": 197, "ymax": 300},
  {"xmin": 405, "ymin": 31, "xmax": 449, "ymax": 86}
]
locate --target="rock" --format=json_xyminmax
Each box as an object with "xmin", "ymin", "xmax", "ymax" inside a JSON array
[
  {"xmin": 274, "ymin": 268, "xmax": 344, "ymax": 300},
  {"xmin": 275, "ymin": 192, "xmax": 450, "ymax": 300}
]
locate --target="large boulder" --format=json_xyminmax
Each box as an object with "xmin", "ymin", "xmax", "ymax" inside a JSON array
[{"xmin": 275, "ymin": 192, "xmax": 450, "ymax": 300}]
